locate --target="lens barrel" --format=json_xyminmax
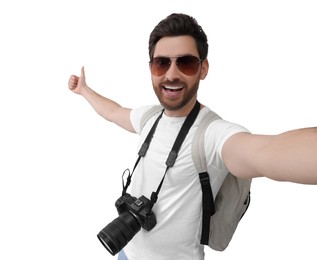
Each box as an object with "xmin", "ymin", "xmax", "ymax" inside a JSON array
[{"xmin": 97, "ymin": 211, "xmax": 141, "ymax": 256}]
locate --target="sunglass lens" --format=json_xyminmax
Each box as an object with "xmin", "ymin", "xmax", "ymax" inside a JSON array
[
  {"xmin": 177, "ymin": 56, "xmax": 200, "ymax": 75},
  {"xmin": 150, "ymin": 57, "xmax": 171, "ymax": 76}
]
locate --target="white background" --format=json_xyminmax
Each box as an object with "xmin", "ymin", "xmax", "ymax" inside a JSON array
[{"xmin": 1, "ymin": 0, "xmax": 317, "ymax": 259}]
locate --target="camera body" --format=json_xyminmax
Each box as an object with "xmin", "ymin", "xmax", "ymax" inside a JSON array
[
  {"xmin": 115, "ymin": 193, "xmax": 156, "ymax": 231},
  {"xmin": 97, "ymin": 193, "xmax": 157, "ymax": 256}
]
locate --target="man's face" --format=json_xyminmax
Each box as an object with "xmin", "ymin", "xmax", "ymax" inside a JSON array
[{"xmin": 150, "ymin": 35, "xmax": 208, "ymax": 116}]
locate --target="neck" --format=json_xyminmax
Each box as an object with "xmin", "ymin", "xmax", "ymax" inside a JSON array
[{"xmin": 164, "ymin": 98, "xmax": 201, "ymax": 117}]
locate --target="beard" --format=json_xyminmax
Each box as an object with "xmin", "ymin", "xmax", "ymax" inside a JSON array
[{"xmin": 153, "ymin": 80, "xmax": 199, "ymax": 111}]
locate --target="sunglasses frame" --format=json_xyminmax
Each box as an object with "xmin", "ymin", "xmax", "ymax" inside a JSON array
[{"xmin": 149, "ymin": 55, "xmax": 203, "ymax": 76}]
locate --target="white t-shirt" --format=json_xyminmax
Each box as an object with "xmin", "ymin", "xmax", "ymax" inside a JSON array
[{"xmin": 124, "ymin": 105, "xmax": 249, "ymax": 260}]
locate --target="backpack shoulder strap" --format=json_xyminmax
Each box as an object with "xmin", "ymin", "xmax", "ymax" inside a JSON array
[
  {"xmin": 191, "ymin": 109, "xmax": 221, "ymax": 245},
  {"xmin": 140, "ymin": 105, "xmax": 164, "ymax": 131},
  {"xmin": 192, "ymin": 110, "xmax": 221, "ymax": 173}
]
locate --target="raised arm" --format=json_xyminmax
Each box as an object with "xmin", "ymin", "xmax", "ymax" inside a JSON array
[
  {"xmin": 68, "ymin": 67, "xmax": 135, "ymax": 133},
  {"xmin": 222, "ymin": 128, "xmax": 317, "ymax": 184}
]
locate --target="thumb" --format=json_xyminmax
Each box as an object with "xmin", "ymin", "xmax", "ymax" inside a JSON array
[
  {"xmin": 78, "ymin": 66, "xmax": 87, "ymax": 88},
  {"xmin": 80, "ymin": 66, "xmax": 86, "ymax": 80}
]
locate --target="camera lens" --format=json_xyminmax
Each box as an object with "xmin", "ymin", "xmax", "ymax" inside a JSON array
[{"xmin": 97, "ymin": 211, "xmax": 141, "ymax": 256}]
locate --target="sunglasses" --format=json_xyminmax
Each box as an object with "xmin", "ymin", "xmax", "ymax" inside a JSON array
[{"xmin": 149, "ymin": 55, "xmax": 202, "ymax": 76}]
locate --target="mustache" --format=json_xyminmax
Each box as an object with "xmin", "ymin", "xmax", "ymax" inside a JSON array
[{"xmin": 160, "ymin": 80, "xmax": 186, "ymax": 86}]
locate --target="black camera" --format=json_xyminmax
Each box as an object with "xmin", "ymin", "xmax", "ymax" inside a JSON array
[{"xmin": 97, "ymin": 193, "xmax": 157, "ymax": 256}]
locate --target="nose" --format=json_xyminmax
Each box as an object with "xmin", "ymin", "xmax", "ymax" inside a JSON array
[{"xmin": 164, "ymin": 60, "xmax": 181, "ymax": 80}]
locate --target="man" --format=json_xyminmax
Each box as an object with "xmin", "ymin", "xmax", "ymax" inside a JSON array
[{"xmin": 68, "ymin": 13, "xmax": 317, "ymax": 260}]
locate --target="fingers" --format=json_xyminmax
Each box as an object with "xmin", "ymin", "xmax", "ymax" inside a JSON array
[
  {"xmin": 68, "ymin": 75, "xmax": 79, "ymax": 90},
  {"xmin": 68, "ymin": 66, "xmax": 86, "ymax": 92}
]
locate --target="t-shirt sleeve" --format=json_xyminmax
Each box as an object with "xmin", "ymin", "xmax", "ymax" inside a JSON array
[
  {"xmin": 130, "ymin": 105, "xmax": 158, "ymax": 134},
  {"xmin": 204, "ymin": 119, "xmax": 250, "ymax": 194},
  {"xmin": 207, "ymin": 119, "xmax": 249, "ymax": 164},
  {"xmin": 215, "ymin": 120, "xmax": 250, "ymax": 162}
]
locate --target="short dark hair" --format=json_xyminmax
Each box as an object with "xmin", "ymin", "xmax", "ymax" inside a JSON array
[{"xmin": 148, "ymin": 13, "xmax": 208, "ymax": 61}]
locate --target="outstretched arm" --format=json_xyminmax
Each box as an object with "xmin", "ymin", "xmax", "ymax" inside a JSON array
[
  {"xmin": 222, "ymin": 127, "xmax": 317, "ymax": 184},
  {"xmin": 68, "ymin": 67, "xmax": 135, "ymax": 133}
]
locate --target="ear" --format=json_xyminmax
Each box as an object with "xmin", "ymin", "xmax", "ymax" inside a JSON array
[{"xmin": 200, "ymin": 59, "xmax": 209, "ymax": 80}]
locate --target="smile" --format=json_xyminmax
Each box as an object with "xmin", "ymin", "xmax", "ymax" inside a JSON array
[{"xmin": 163, "ymin": 85, "xmax": 184, "ymax": 92}]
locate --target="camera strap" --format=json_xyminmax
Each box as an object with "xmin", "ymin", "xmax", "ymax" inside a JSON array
[
  {"xmin": 122, "ymin": 100, "xmax": 201, "ymax": 208},
  {"xmin": 121, "ymin": 109, "xmax": 164, "ymax": 196}
]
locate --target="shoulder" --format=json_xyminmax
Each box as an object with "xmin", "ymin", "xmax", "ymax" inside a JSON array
[
  {"xmin": 130, "ymin": 104, "xmax": 163, "ymax": 134},
  {"xmin": 202, "ymin": 107, "xmax": 249, "ymax": 141},
  {"xmin": 201, "ymin": 107, "xmax": 250, "ymax": 159}
]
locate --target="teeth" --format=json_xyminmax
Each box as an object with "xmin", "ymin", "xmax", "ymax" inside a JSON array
[{"xmin": 164, "ymin": 86, "xmax": 183, "ymax": 90}]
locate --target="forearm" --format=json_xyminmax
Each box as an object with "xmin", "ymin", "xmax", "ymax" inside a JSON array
[
  {"xmin": 260, "ymin": 127, "xmax": 317, "ymax": 184},
  {"xmin": 80, "ymin": 86, "xmax": 121, "ymax": 122},
  {"xmin": 79, "ymin": 85, "xmax": 134, "ymax": 132}
]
